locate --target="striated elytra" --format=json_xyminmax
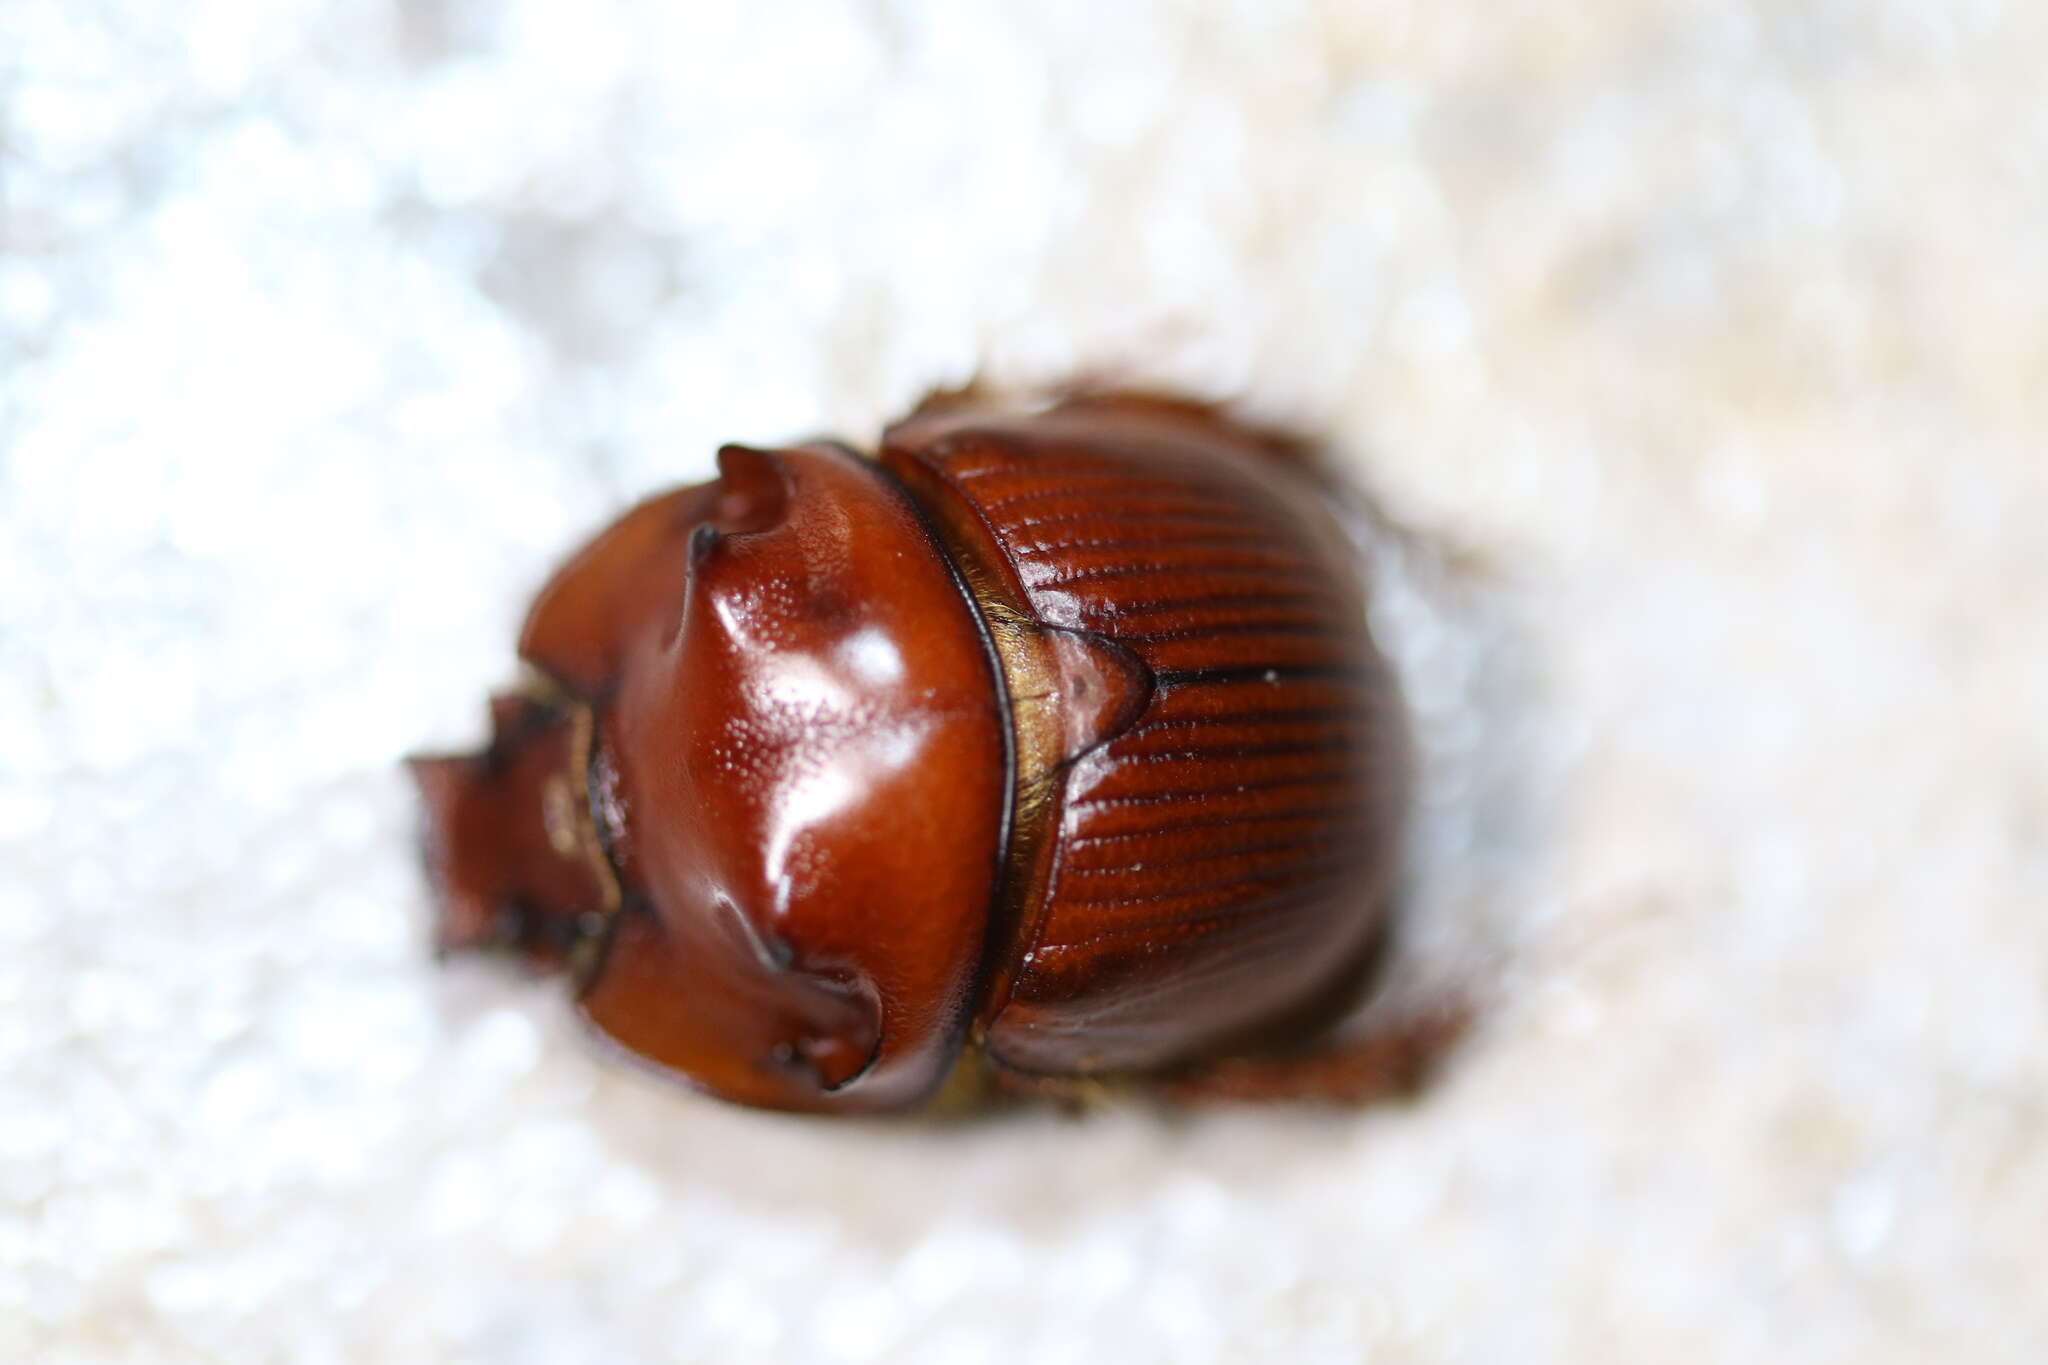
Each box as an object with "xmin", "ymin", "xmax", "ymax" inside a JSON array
[{"xmin": 409, "ymin": 391, "xmax": 1456, "ymax": 1114}]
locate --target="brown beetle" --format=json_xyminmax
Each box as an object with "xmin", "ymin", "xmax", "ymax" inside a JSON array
[{"xmin": 410, "ymin": 391, "xmax": 1454, "ymax": 1113}]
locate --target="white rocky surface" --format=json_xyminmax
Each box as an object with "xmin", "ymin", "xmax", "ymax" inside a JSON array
[{"xmin": 5, "ymin": 2, "xmax": 2043, "ymax": 1361}]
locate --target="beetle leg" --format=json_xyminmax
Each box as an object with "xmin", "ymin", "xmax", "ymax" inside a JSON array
[{"xmin": 1151, "ymin": 1005, "xmax": 1469, "ymax": 1106}]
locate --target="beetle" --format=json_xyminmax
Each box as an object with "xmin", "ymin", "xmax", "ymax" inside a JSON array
[{"xmin": 409, "ymin": 390, "xmax": 1457, "ymax": 1113}]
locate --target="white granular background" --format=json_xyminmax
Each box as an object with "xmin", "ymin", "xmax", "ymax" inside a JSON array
[{"xmin": 5, "ymin": 2, "xmax": 2044, "ymax": 1362}]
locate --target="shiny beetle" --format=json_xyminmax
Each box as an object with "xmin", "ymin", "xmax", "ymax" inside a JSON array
[{"xmin": 409, "ymin": 390, "xmax": 1454, "ymax": 1113}]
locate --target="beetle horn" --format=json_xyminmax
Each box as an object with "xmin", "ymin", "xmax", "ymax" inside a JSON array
[
  {"xmin": 407, "ymin": 690, "xmax": 616, "ymax": 970},
  {"xmin": 712, "ymin": 444, "xmax": 790, "ymax": 534}
]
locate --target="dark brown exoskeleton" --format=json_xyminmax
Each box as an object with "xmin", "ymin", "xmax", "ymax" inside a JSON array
[{"xmin": 410, "ymin": 391, "xmax": 1459, "ymax": 1114}]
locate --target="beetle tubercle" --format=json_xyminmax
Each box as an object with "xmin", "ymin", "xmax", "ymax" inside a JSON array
[
  {"xmin": 407, "ymin": 691, "xmax": 616, "ymax": 970},
  {"xmin": 712, "ymin": 444, "xmax": 791, "ymax": 534}
]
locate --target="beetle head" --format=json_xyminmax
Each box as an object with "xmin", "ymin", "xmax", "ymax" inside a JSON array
[{"xmin": 408, "ymin": 689, "xmax": 616, "ymax": 972}]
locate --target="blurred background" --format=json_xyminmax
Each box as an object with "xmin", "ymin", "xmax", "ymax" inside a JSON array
[{"xmin": 4, "ymin": 1, "xmax": 2044, "ymax": 1360}]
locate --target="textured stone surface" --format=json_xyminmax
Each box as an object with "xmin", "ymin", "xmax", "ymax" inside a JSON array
[{"xmin": 6, "ymin": 2, "xmax": 2043, "ymax": 1360}]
